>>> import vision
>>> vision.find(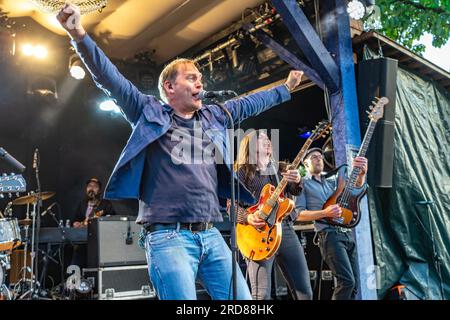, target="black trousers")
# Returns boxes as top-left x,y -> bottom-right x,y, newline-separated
318,230 -> 360,300
247,221 -> 313,300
